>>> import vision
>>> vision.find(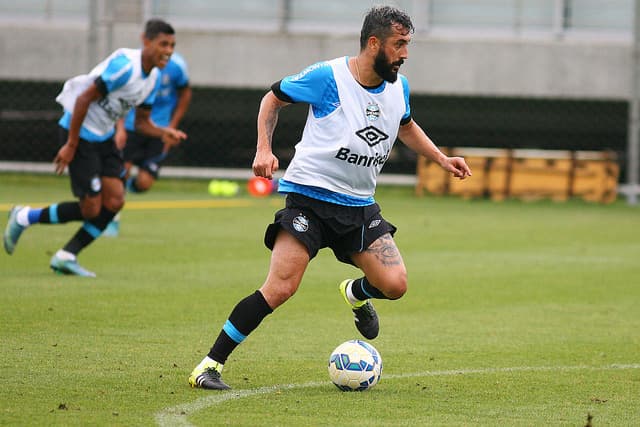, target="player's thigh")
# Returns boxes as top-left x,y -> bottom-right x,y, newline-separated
68,141 -> 101,198
260,230 -> 311,308
351,233 -> 407,298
